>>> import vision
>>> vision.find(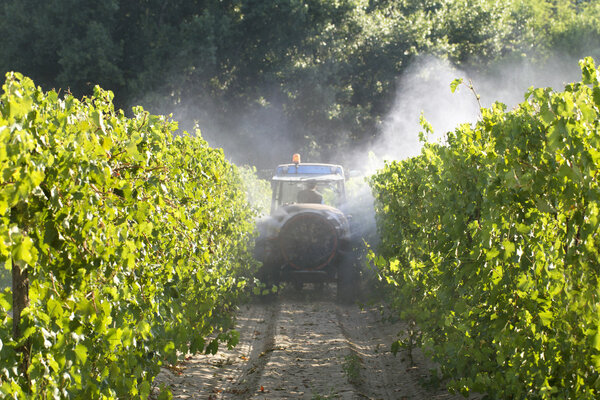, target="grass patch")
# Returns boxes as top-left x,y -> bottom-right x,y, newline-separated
342,353 -> 362,385
311,388 -> 339,399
